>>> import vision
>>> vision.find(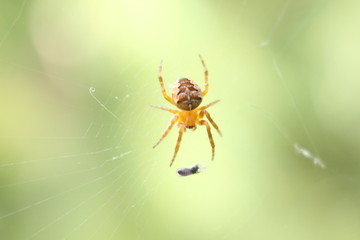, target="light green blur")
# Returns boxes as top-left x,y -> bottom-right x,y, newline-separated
1,0 -> 360,239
